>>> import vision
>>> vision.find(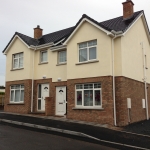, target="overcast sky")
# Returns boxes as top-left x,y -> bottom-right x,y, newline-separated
0,0 -> 150,86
